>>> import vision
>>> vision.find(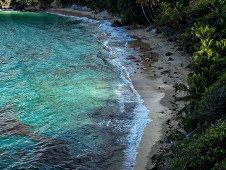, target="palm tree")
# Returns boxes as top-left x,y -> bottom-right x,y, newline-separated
136,0 -> 159,24
178,73 -> 207,99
